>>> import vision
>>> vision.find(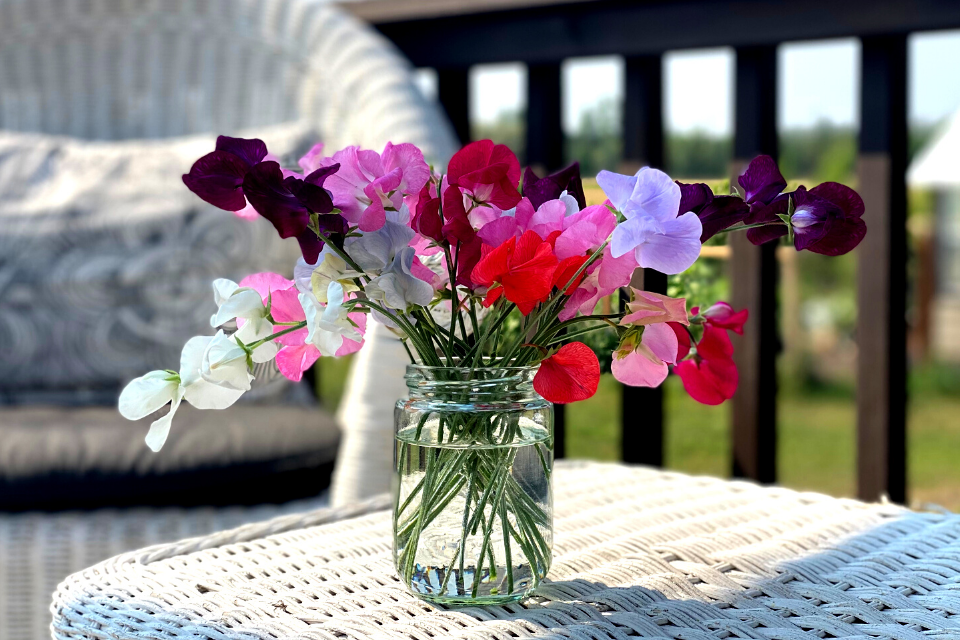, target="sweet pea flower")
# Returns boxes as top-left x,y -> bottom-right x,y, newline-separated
241,161 -> 344,263
182,136 -> 268,216
308,252 -> 363,302
201,330 -> 254,391
322,143 -> 431,232
297,142 -> 326,175
412,181 -> 443,242
597,167 -> 702,274
558,245 -> 637,321
533,342 -> 600,404
699,301 -> 748,334
522,163 -> 587,211
345,220 -> 416,274
471,230 -> 559,315
677,182 -> 749,242
364,247 -> 436,313
790,183 -> 866,256
621,290 -> 688,327
674,325 -> 738,405
611,322 -> 679,387
300,282 -> 364,357
246,271 -> 363,381
210,279 -> 269,332
447,140 -> 522,210
119,336 -> 247,451
738,154 -> 787,205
